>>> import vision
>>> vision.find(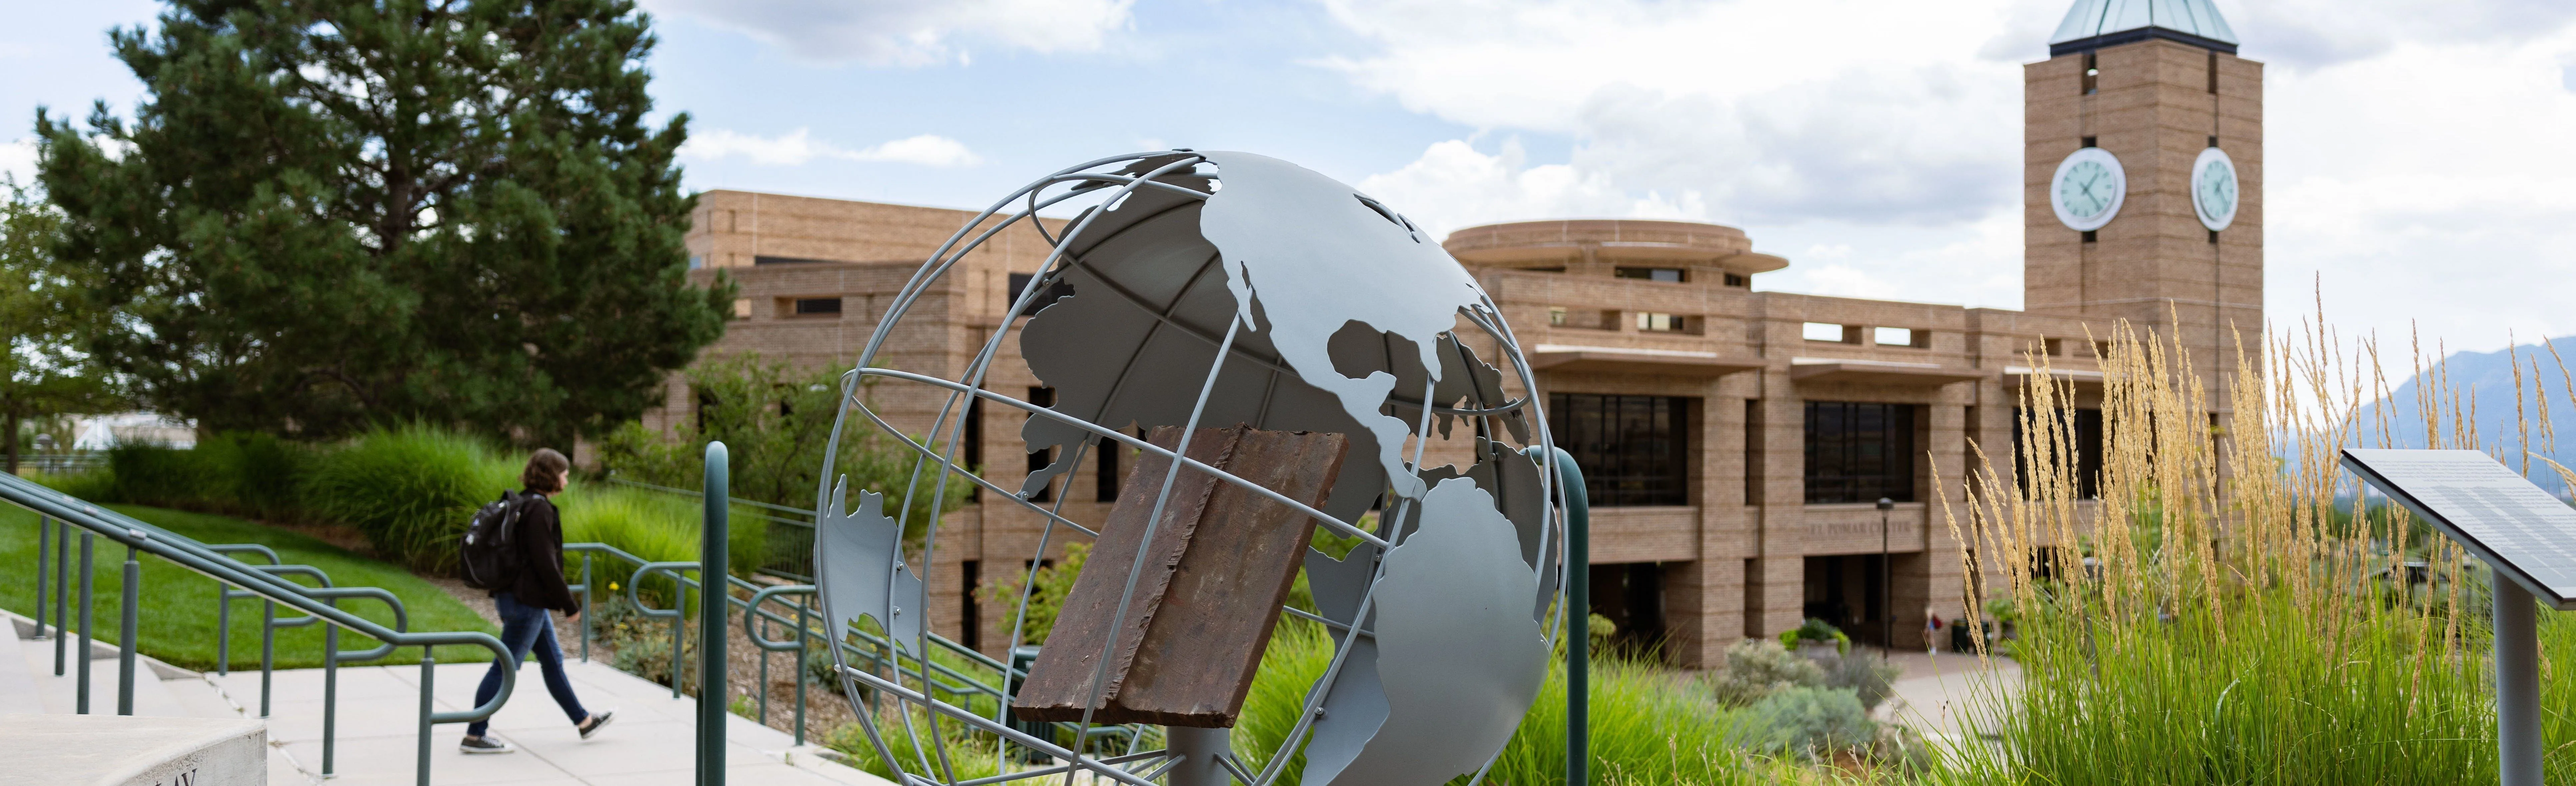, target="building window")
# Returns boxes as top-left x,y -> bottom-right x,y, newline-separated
688,255 -> 704,269
2082,53 -> 2098,95
1804,322 -> 1859,343
1744,400 -> 1764,505
1635,312 -> 1685,332
2081,135 -> 2097,149
1804,402 -> 1916,504
2014,408 -> 2104,500
960,560 -> 981,650
1095,432 -> 1124,503
2081,230 -> 2097,243
792,297 -> 843,316
1549,393 -> 1690,507
1723,273 -> 1749,288
1007,272 -> 1075,315
963,390 -> 983,501
1874,327 -> 1921,347
1025,387 -> 1056,502
1614,267 -> 1687,283
1549,307 -> 1567,326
